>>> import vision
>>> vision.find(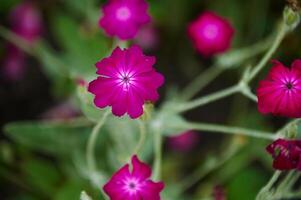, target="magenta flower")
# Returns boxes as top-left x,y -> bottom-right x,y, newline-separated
266,139 -> 301,170
103,155 -> 164,200
10,2 -> 42,42
188,11 -> 234,57
257,60 -> 301,118
99,0 -> 151,40
88,45 -> 164,119
168,130 -> 199,152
